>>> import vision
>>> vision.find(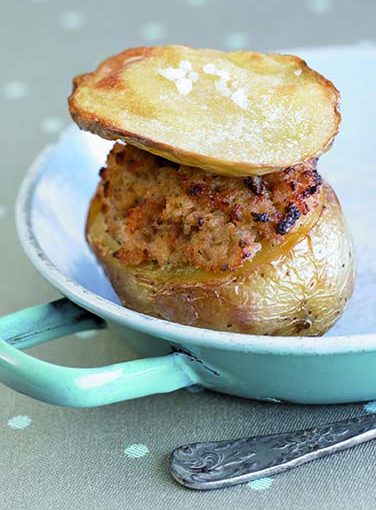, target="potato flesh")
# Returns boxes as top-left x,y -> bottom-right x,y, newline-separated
69,45 -> 340,176
87,183 -> 355,336
94,142 -> 323,274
